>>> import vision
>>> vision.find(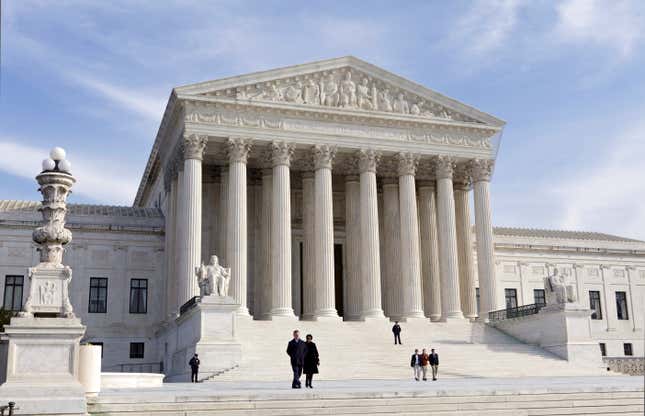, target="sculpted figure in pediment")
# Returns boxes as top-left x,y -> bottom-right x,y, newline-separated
263,84 -> 282,102
339,72 -> 357,108
393,93 -> 410,114
378,88 -> 393,112
357,78 -> 373,110
410,100 -> 423,115
321,74 -> 339,107
283,82 -> 303,103
303,79 -> 320,105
